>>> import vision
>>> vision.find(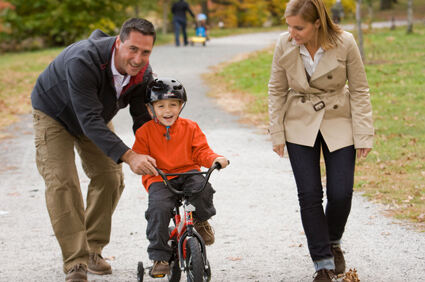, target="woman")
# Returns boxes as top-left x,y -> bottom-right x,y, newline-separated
268,0 -> 373,281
